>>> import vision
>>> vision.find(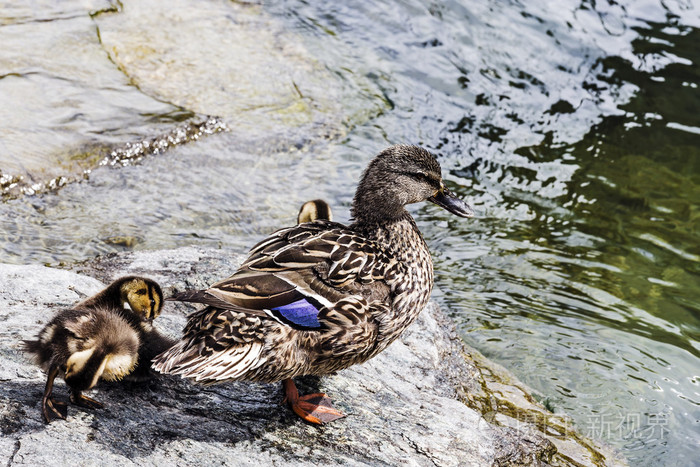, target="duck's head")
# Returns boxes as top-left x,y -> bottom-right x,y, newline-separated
297,199 -> 333,224
118,277 -> 164,321
351,145 -> 474,224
